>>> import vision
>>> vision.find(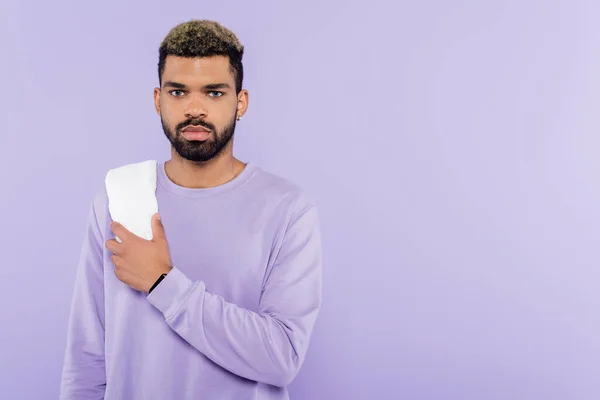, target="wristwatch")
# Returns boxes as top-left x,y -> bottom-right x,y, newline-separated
149,273 -> 168,293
